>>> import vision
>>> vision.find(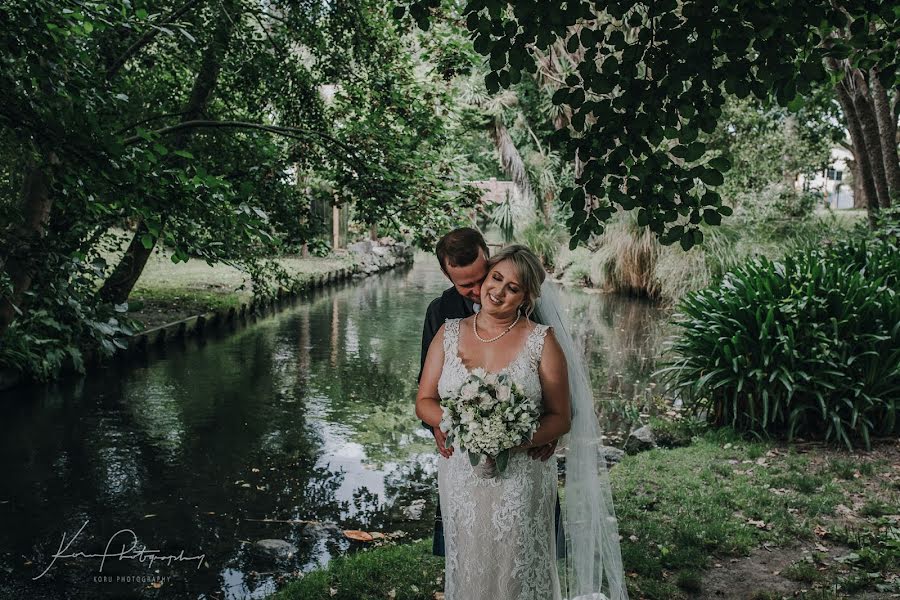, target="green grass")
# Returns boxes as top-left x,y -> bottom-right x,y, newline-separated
273,433 -> 898,600
132,248 -> 354,300
273,539 -> 443,600
119,245 -> 355,328
783,558 -> 824,583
